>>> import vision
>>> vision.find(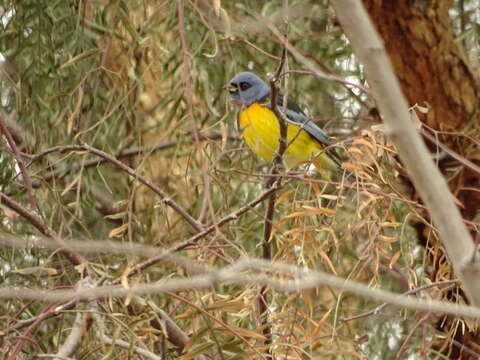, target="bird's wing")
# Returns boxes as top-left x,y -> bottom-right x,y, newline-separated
274,95 -> 342,166
279,97 -> 331,146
